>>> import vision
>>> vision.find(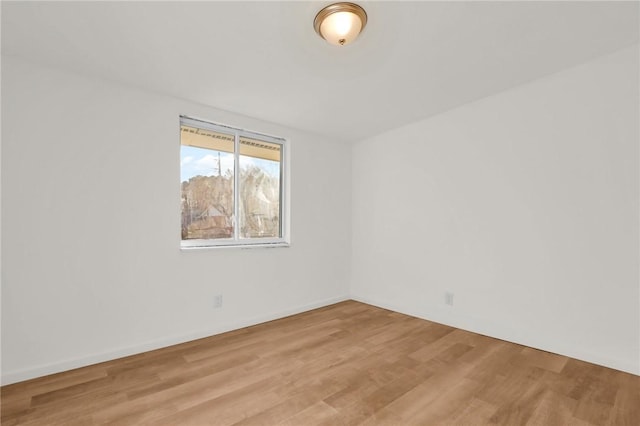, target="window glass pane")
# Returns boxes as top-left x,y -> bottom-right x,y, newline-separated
239,137 -> 282,239
181,125 -> 234,153
180,125 -> 235,240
